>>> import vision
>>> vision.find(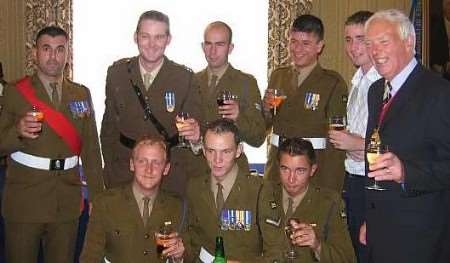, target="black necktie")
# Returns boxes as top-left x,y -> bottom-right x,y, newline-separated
216,183 -> 225,215
142,197 -> 150,226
